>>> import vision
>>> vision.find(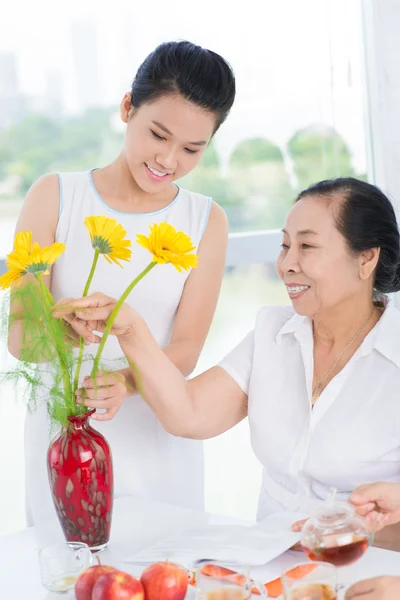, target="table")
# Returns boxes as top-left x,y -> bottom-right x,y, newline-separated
1,497 -> 399,598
